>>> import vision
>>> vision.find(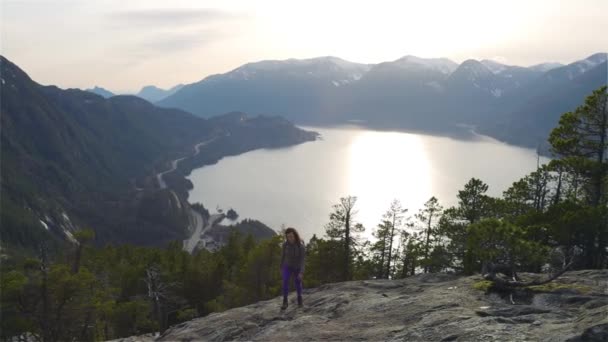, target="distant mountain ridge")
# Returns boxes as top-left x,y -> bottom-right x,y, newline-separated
528,62 -> 564,72
158,52 -> 607,148
135,84 -> 184,102
85,84 -> 185,102
85,86 -> 114,98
